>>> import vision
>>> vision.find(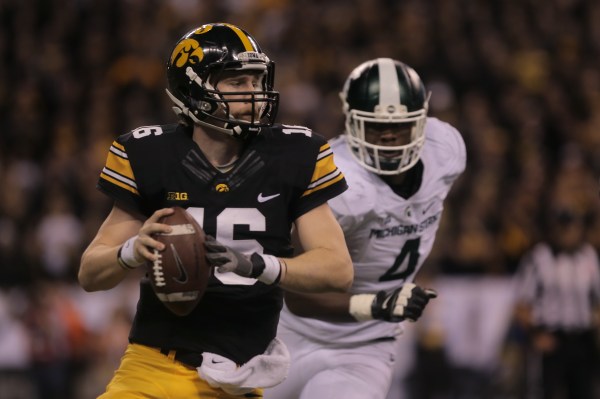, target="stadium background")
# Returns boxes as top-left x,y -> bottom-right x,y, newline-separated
0,0 -> 598,397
